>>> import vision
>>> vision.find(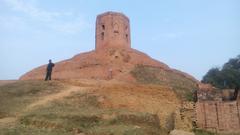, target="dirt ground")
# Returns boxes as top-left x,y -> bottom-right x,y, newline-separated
62,79 -> 181,128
